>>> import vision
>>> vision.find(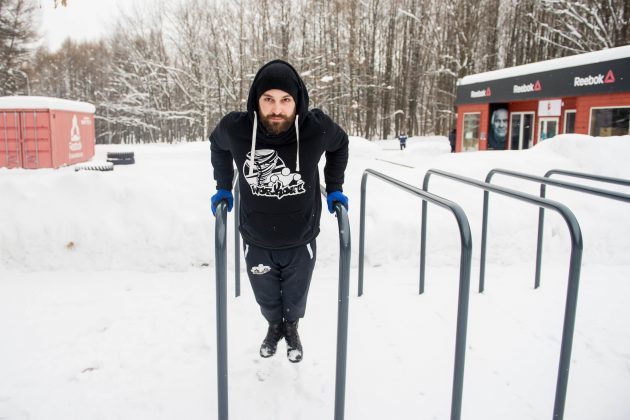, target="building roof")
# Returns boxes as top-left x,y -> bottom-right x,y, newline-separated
455,46 -> 630,105
458,45 -> 630,86
0,96 -> 96,113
